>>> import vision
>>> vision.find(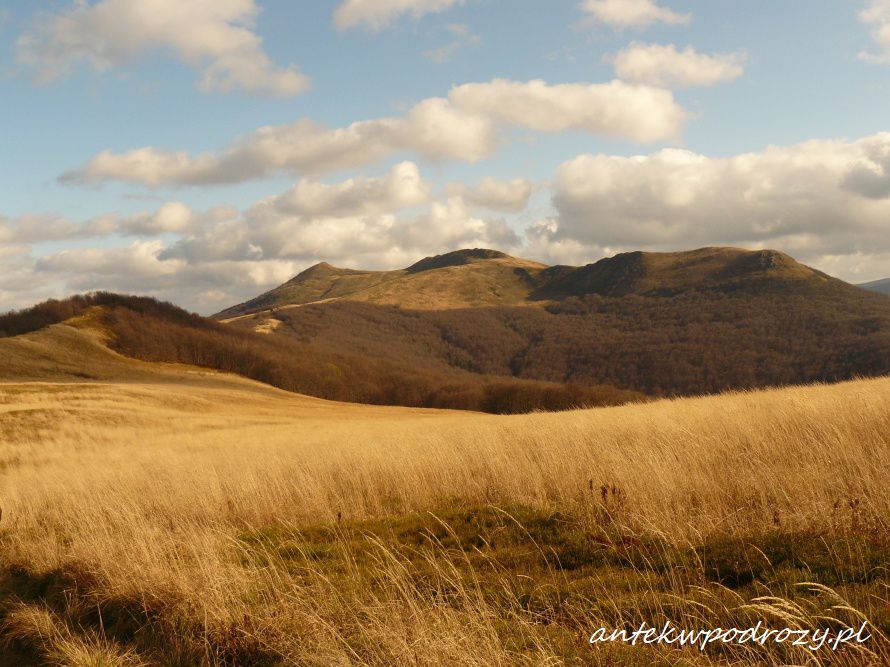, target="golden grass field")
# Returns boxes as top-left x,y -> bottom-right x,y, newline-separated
1,366 -> 889,665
